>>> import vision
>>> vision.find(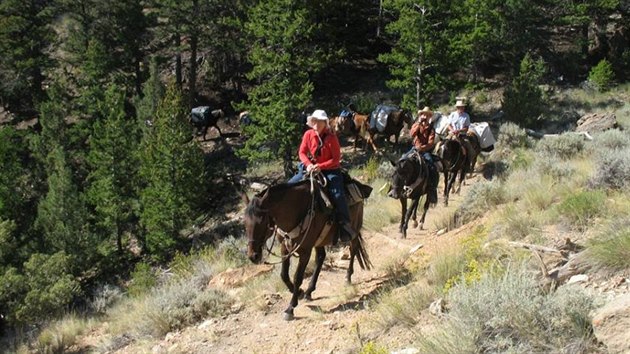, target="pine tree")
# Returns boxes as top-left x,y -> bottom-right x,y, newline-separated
379,0 -> 452,109
0,0 -> 54,114
87,85 -> 140,255
239,0 -> 326,176
502,53 -> 547,128
138,85 -> 206,260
